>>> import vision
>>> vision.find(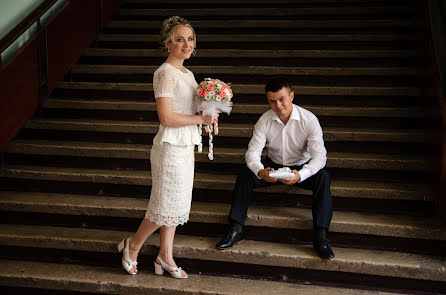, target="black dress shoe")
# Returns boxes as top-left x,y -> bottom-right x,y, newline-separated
313,239 -> 334,259
216,224 -> 244,250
